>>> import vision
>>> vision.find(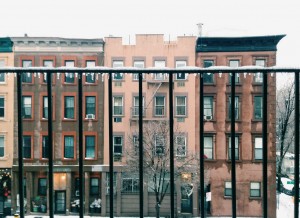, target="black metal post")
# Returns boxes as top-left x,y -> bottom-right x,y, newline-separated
138,72 -> 144,218
262,72 -> 268,218
46,72 -> 54,218
199,73 -> 205,218
230,72 -> 237,218
294,72 -> 299,218
108,73 -> 114,218
169,73 -> 175,218
78,73 -> 84,218
17,72 -> 24,218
